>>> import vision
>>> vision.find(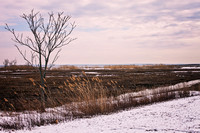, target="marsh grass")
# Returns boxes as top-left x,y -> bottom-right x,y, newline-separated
52,65 -> 79,70
49,64 -> 177,70
0,65 -> 36,71
57,71 -> 123,115
0,72 -> 200,131
103,64 -> 177,70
